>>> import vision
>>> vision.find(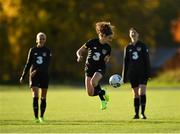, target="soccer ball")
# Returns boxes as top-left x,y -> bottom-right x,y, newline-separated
109,74 -> 122,88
